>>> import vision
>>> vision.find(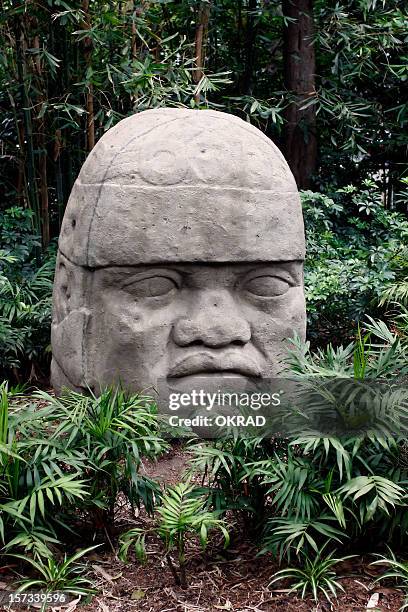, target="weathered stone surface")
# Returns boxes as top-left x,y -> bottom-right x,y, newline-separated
52,108 -> 306,395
